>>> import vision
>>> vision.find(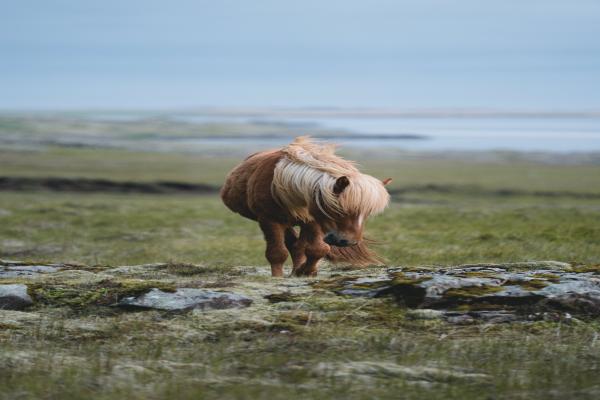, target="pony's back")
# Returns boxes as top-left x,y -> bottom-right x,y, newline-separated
220,149 -> 283,221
